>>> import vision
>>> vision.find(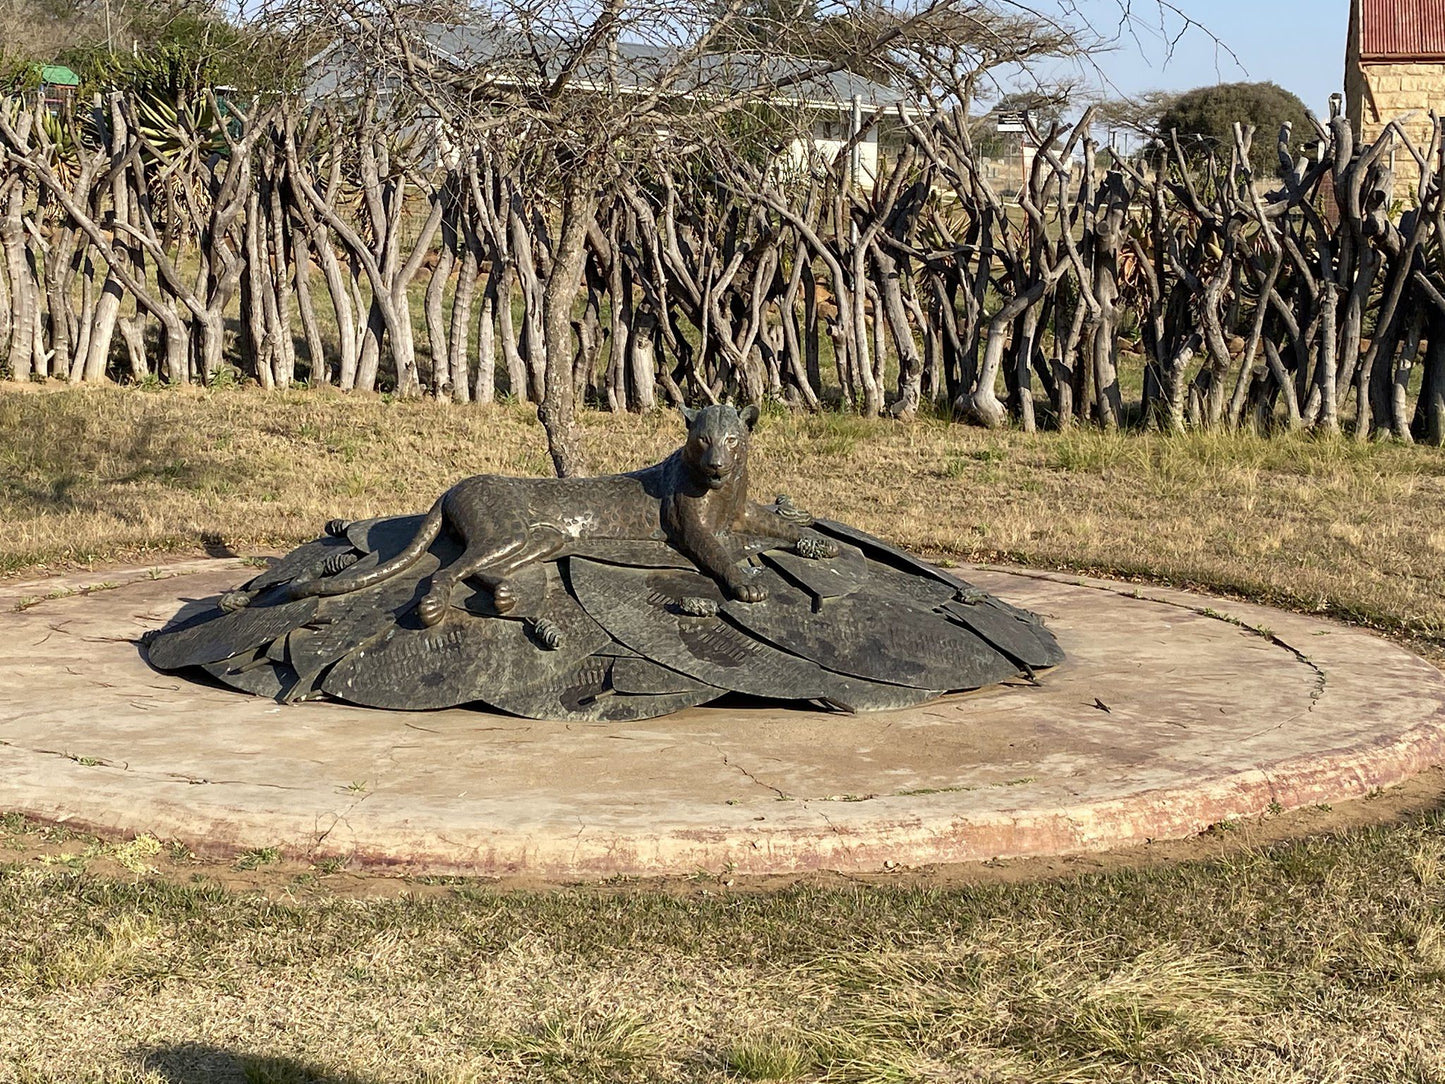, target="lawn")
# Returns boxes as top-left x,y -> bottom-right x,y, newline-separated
2,384 -> 1445,1082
